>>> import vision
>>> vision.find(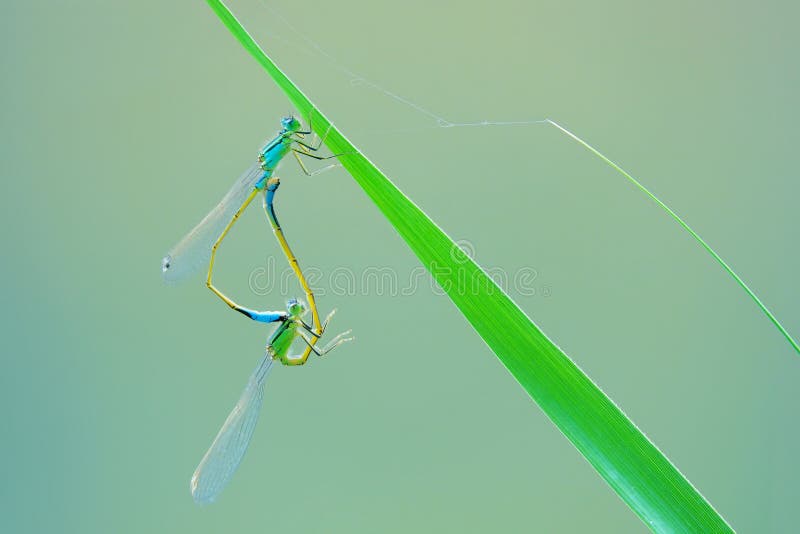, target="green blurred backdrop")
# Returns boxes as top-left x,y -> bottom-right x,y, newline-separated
2,1 -> 798,532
